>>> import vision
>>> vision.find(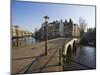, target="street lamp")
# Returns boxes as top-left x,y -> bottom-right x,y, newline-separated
44,16 -> 49,55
